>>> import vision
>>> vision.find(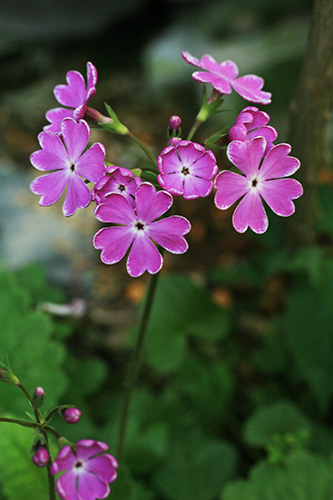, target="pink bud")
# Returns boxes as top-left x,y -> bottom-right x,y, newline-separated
169,137 -> 182,146
63,407 -> 82,424
169,115 -> 182,132
32,447 -> 49,468
33,386 -> 45,408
